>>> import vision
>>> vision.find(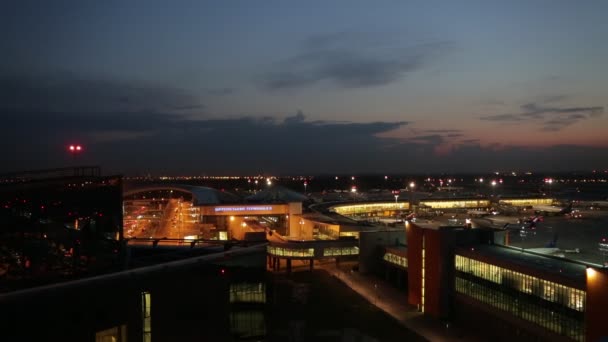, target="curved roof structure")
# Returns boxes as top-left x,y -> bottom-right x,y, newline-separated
246,185 -> 308,203
123,184 -> 240,205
